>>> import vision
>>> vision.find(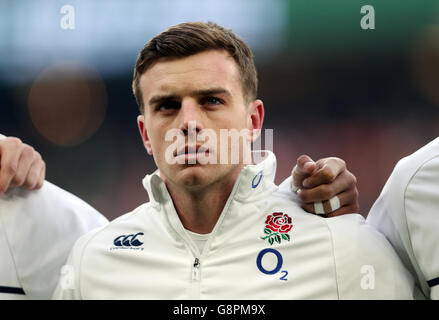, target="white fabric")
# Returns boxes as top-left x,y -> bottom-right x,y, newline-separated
54,151 -> 416,299
186,230 -> 210,254
0,181 -> 108,299
367,137 -> 439,299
